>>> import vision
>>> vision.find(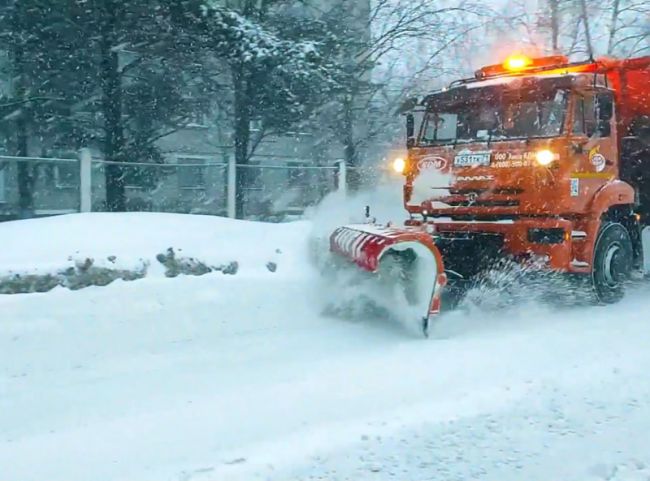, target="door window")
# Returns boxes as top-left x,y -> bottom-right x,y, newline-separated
573,95 -> 597,136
